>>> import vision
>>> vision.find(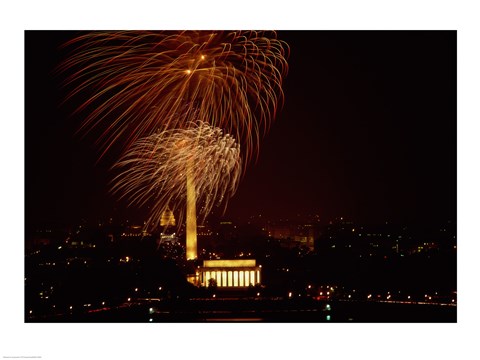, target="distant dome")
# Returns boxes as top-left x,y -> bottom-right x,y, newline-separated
160,208 -> 176,227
